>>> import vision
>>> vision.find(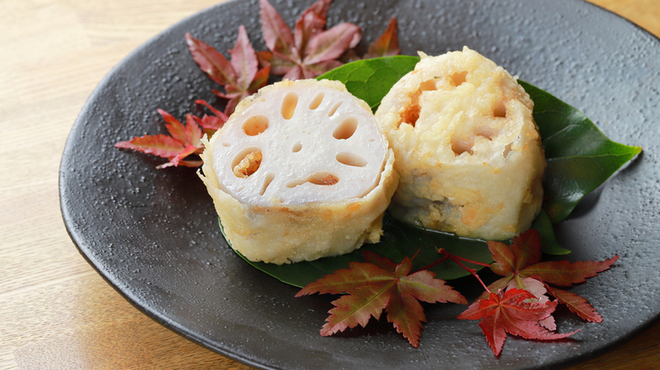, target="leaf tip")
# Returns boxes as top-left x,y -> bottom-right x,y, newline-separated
114,140 -> 130,149
294,288 -> 312,298
319,323 -> 339,337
